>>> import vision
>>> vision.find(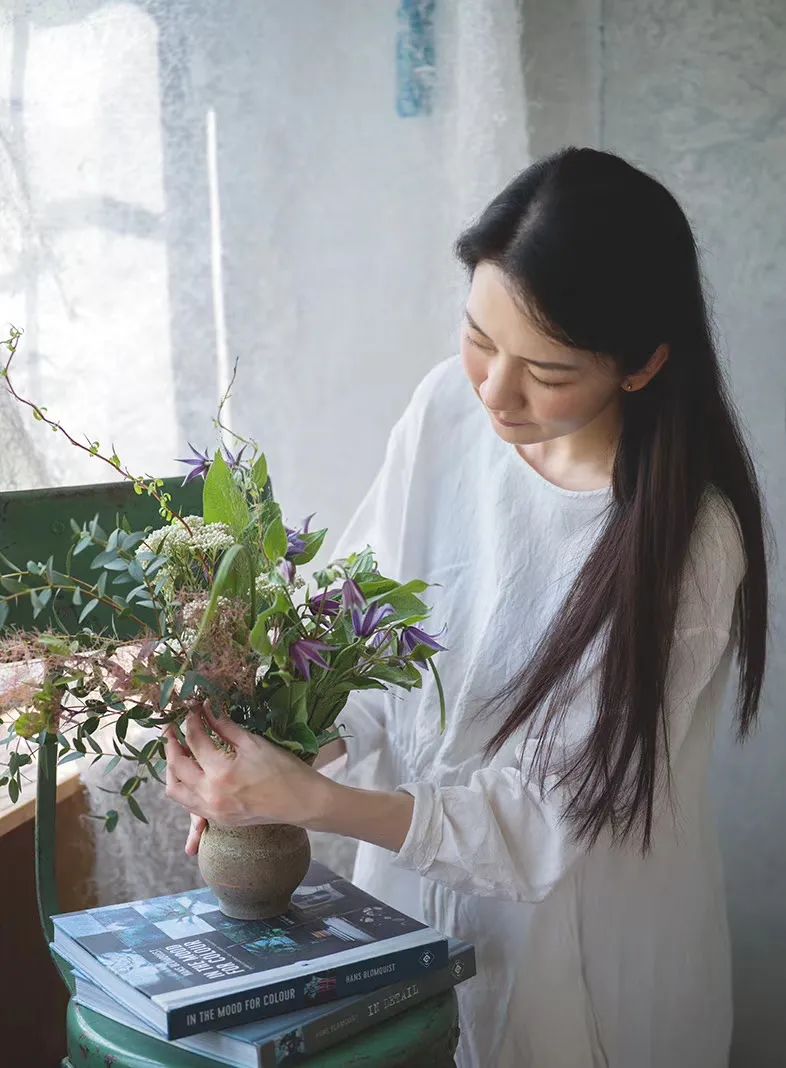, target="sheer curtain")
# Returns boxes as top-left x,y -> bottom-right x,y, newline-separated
0,0 -> 530,901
